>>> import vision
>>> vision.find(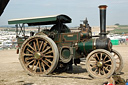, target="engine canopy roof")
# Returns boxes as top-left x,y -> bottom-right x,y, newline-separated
8,14 -> 72,26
